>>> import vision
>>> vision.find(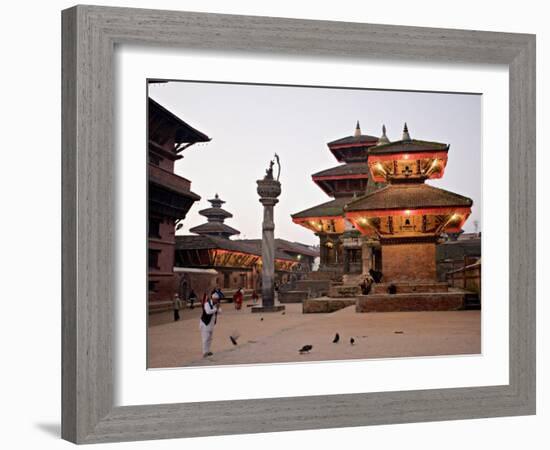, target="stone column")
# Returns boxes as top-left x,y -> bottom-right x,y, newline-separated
252,176 -> 285,313
362,239 -> 373,275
